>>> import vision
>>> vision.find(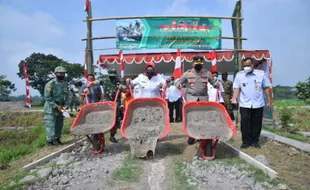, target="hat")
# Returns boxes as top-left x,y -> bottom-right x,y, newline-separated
193,56 -> 204,64
145,61 -> 155,70
108,68 -> 117,76
54,66 -> 67,73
